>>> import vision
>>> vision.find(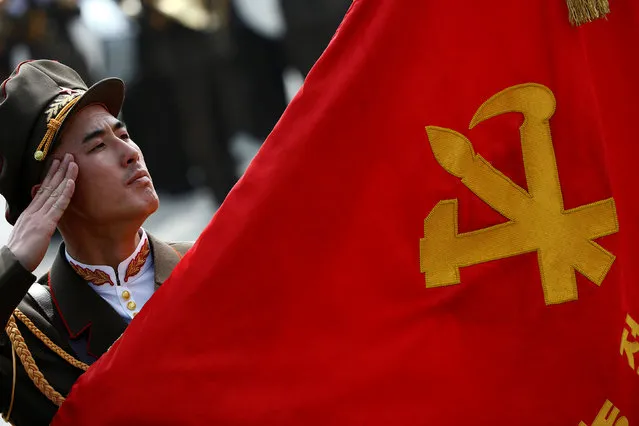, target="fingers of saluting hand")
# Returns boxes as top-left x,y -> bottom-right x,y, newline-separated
41,160 -> 78,220
29,154 -> 77,214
